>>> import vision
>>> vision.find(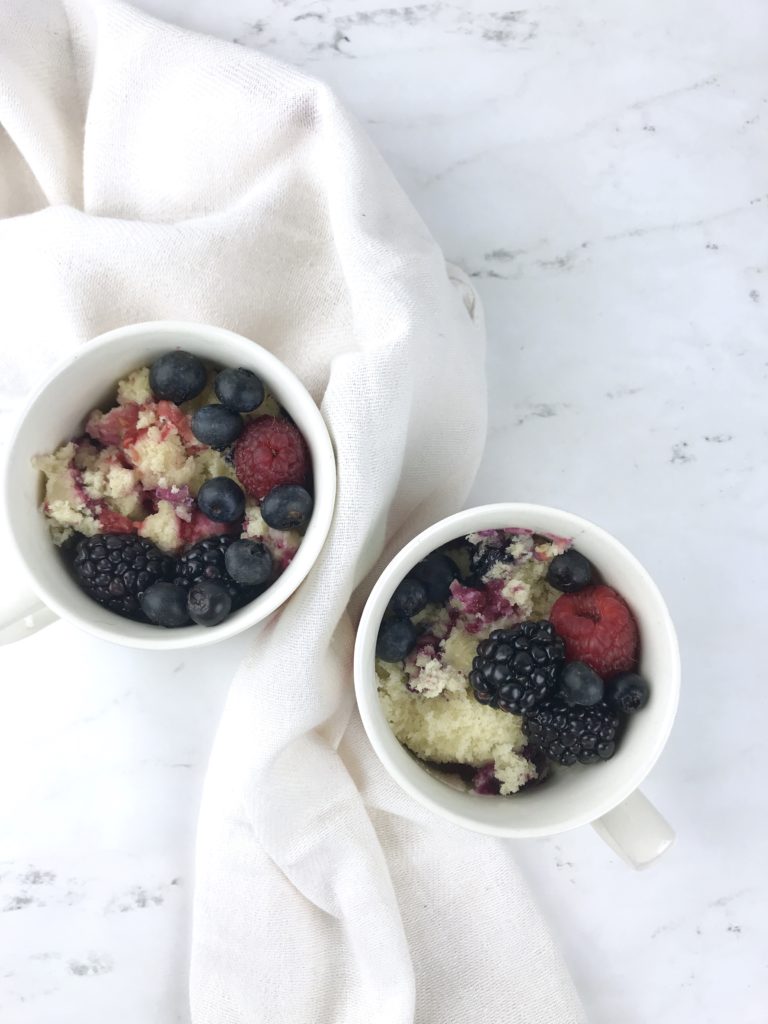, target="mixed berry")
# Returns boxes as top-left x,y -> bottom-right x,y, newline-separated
35,350 -> 314,628
375,529 -> 650,795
